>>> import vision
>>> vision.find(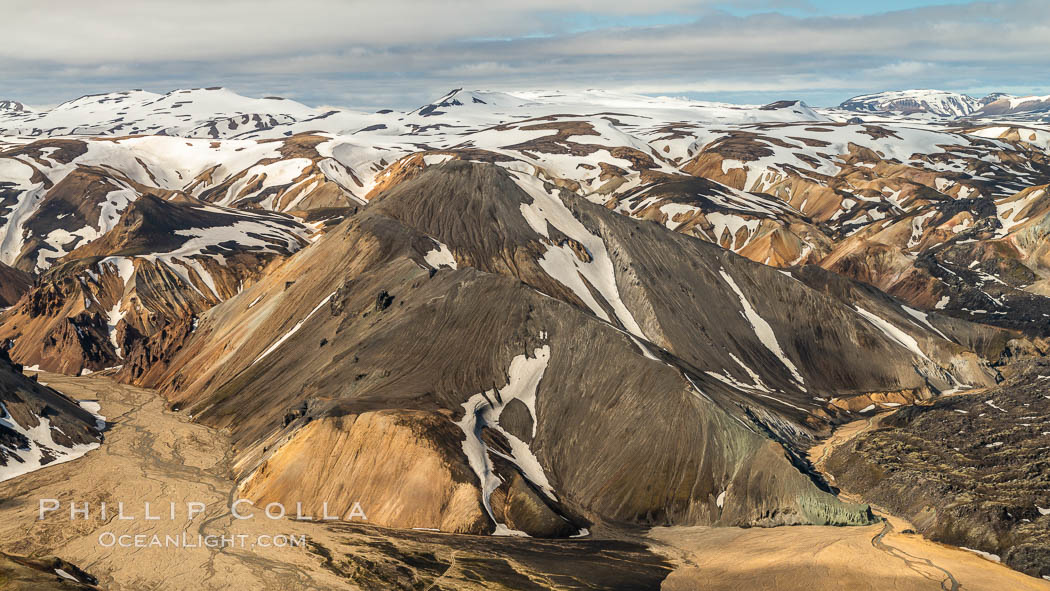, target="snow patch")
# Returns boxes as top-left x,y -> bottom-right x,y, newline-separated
454,345 -> 581,537
719,269 -> 805,386
960,547 -> 1001,563
423,240 -> 457,270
